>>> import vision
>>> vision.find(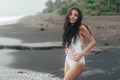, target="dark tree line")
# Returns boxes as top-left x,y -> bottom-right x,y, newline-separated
43,0 -> 120,15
